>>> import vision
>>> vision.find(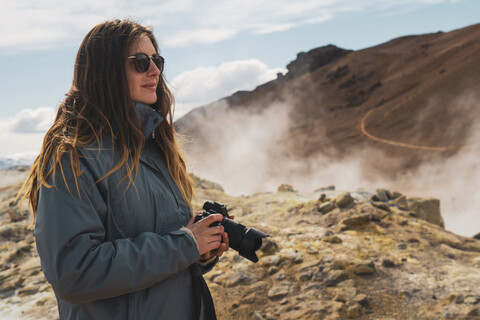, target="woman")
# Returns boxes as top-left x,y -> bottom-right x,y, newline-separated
18,19 -> 227,319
